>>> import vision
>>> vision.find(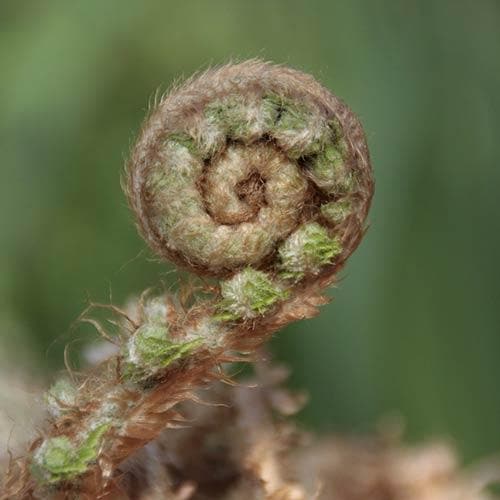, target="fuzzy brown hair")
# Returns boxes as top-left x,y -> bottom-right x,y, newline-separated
1,60 -> 373,499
